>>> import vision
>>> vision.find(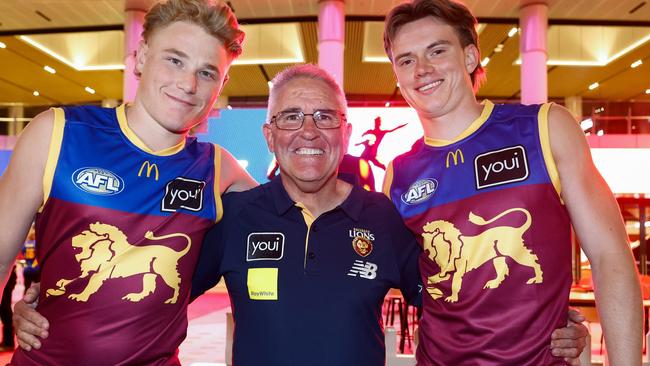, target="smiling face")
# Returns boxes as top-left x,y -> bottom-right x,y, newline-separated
390,16 -> 478,121
263,77 -> 351,194
135,21 -> 231,135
